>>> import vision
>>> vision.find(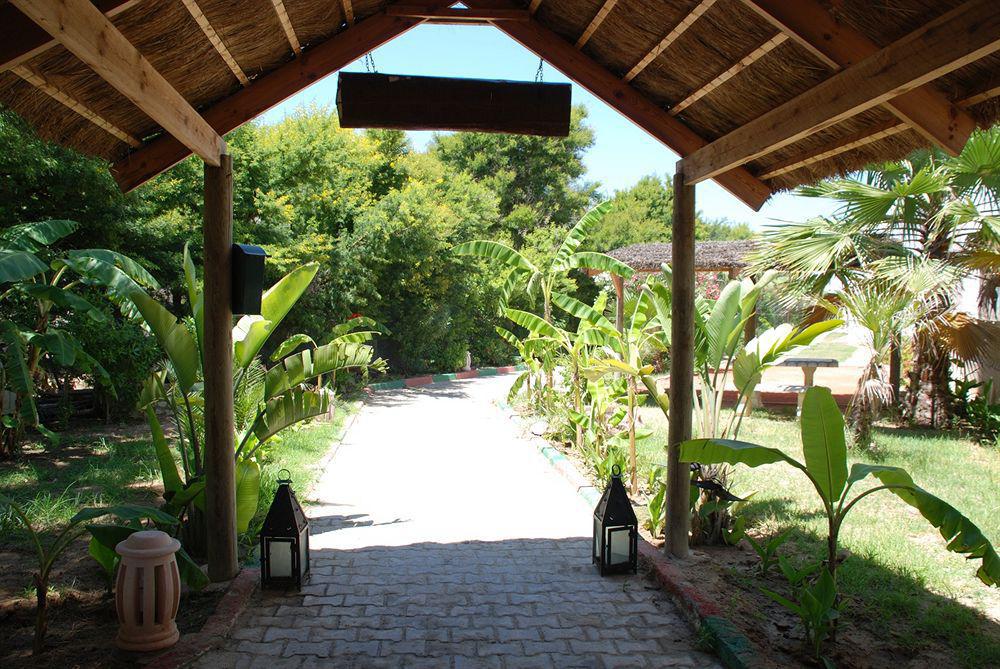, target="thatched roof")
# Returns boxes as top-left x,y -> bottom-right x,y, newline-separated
608,240 -> 757,274
1,0 -> 998,202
